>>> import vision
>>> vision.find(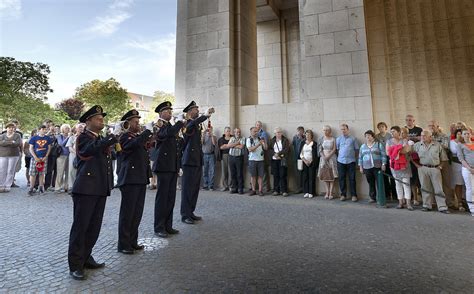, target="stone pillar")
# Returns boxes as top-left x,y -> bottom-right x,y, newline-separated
298,0 -> 373,132
365,0 -> 474,129
174,0 -> 257,128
